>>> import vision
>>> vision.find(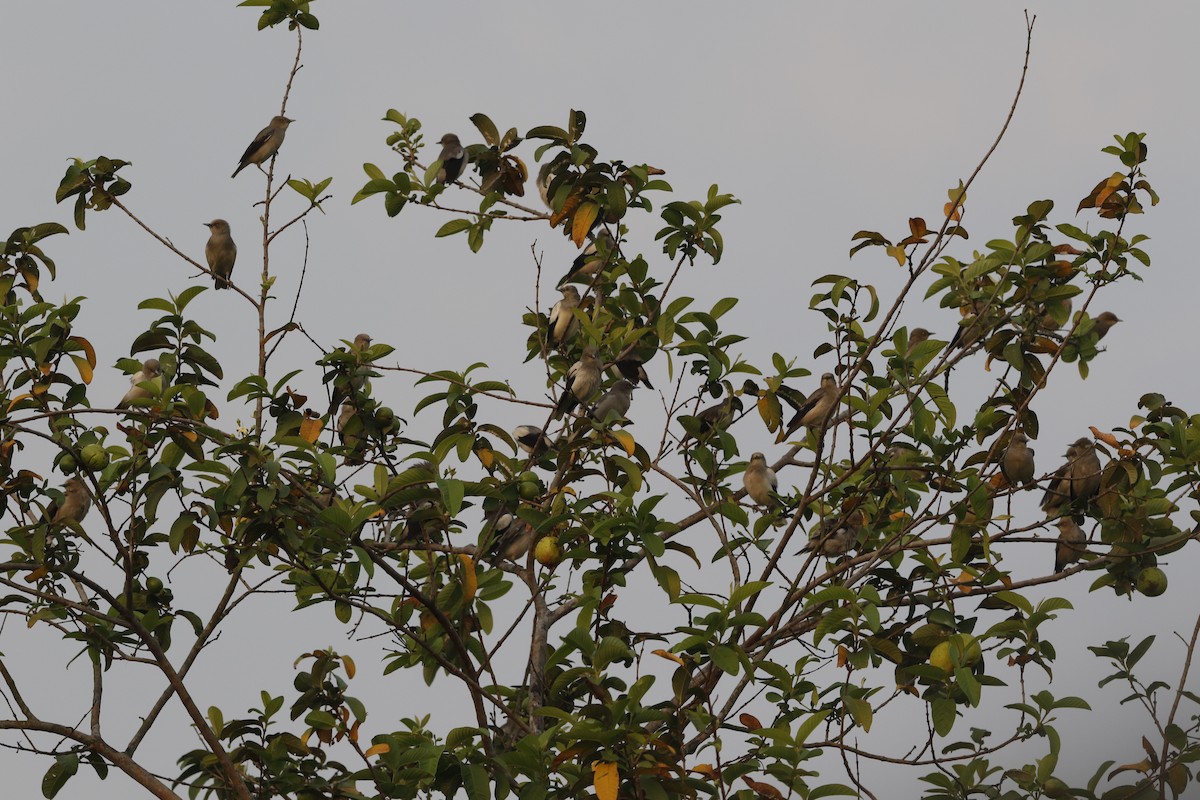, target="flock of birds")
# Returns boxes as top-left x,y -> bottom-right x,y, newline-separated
37,119 -> 1121,581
